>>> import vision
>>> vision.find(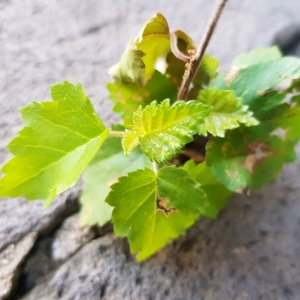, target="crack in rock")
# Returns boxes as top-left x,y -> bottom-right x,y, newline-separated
0,232 -> 37,300
51,213 -> 95,262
